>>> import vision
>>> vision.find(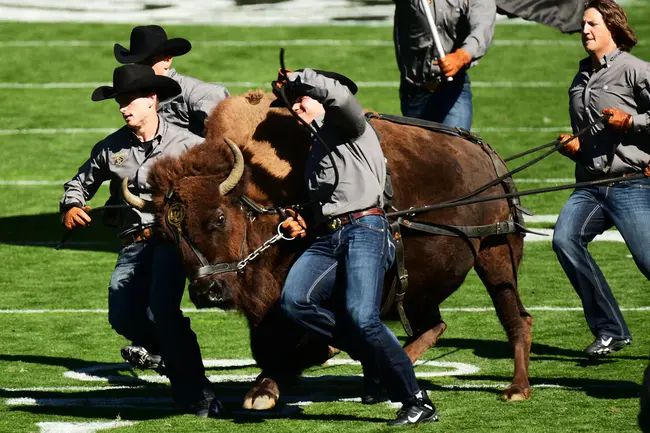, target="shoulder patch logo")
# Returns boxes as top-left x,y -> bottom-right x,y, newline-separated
111,151 -> 128,166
